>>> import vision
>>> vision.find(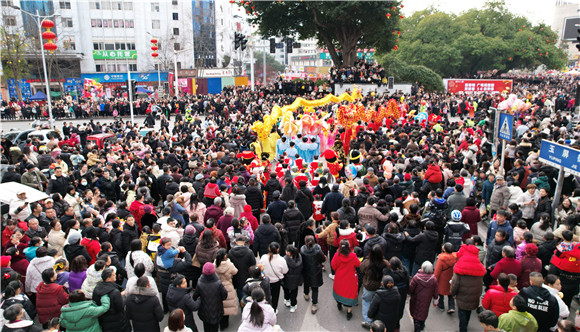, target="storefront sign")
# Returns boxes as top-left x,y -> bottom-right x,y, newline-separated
81,72 -> 169,83
445,79 -> 513,94
199,69 -> 234,78
93,50 -> 137,60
